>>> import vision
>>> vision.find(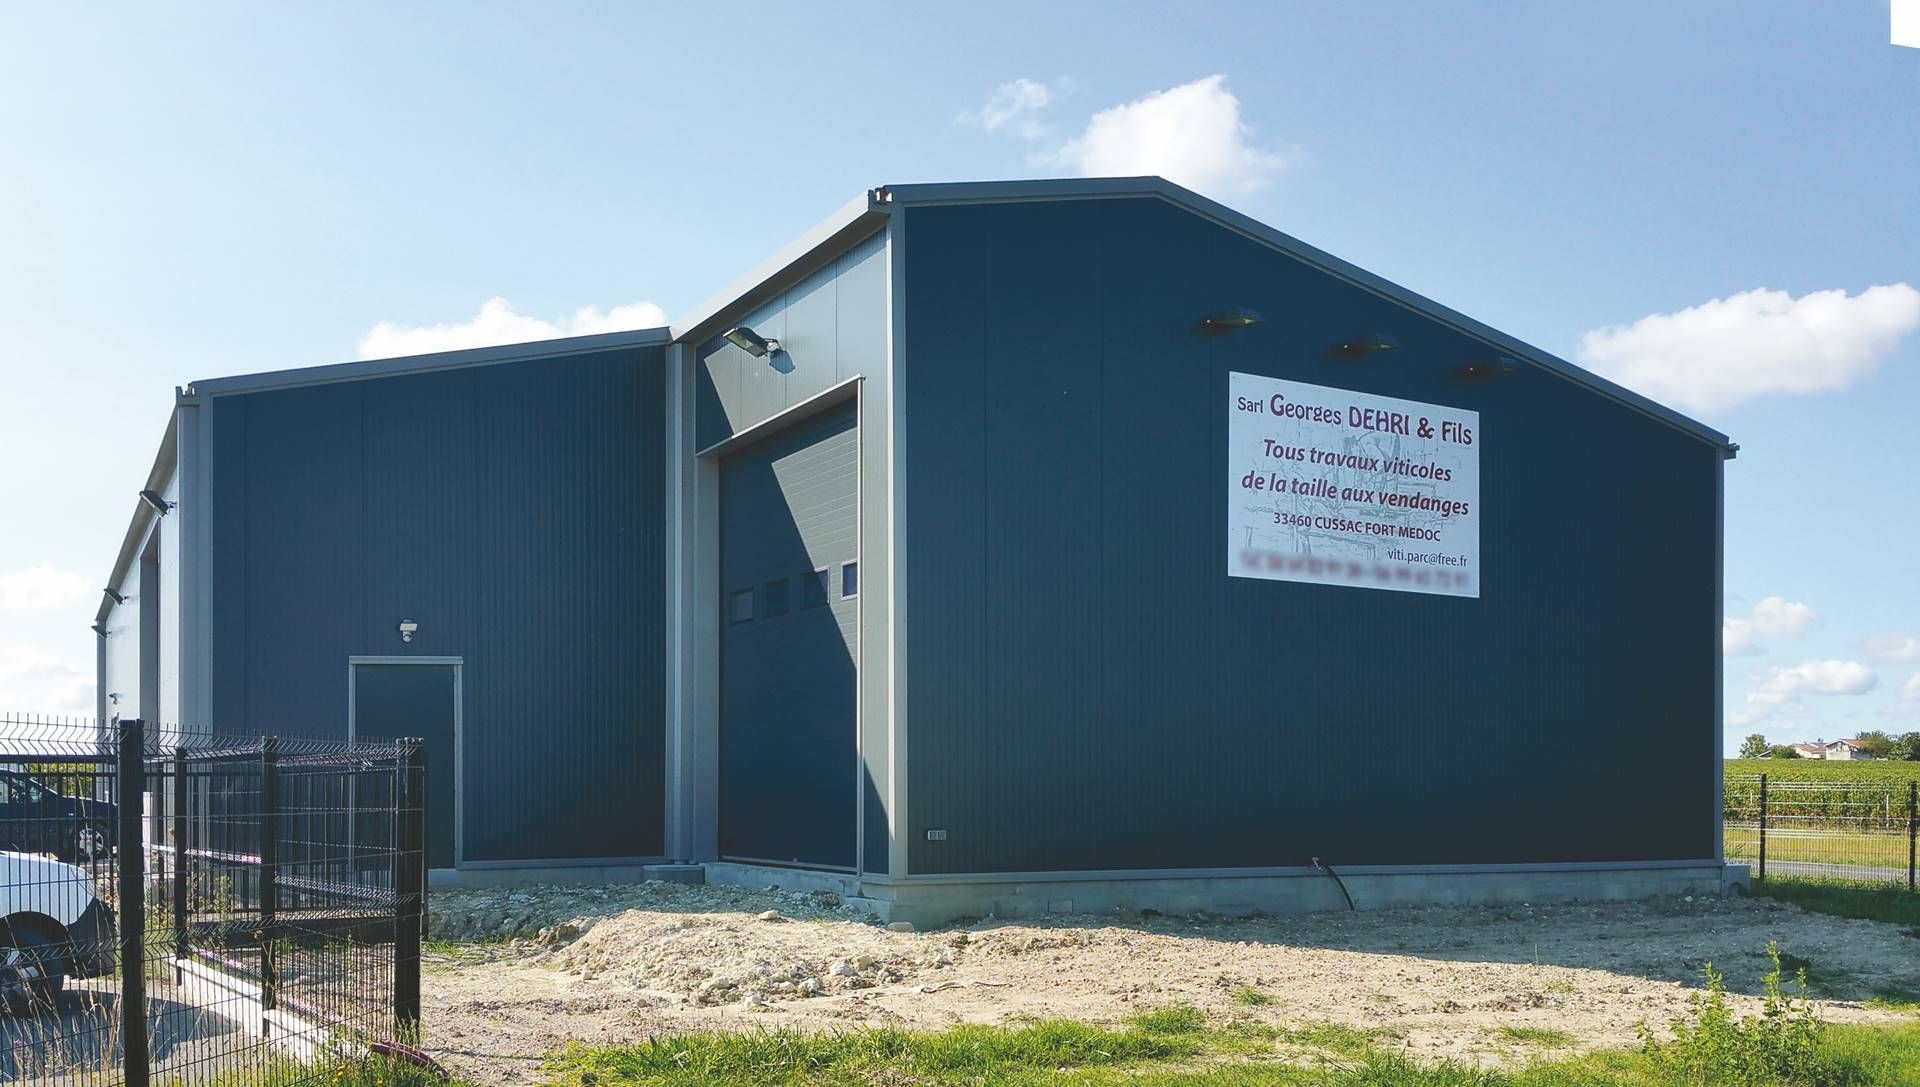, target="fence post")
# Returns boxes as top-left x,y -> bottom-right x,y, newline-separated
117,719 -> 150,1087
172,746 -> 188,968
1758,773 -> 1768,884
393,738 -> 425,1039
1907,780 -> 1916,894
259,736 -> 278,1022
